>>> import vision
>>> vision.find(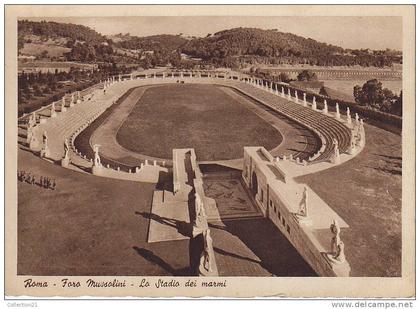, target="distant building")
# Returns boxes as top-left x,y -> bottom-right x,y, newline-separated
18,61 -> 98,75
